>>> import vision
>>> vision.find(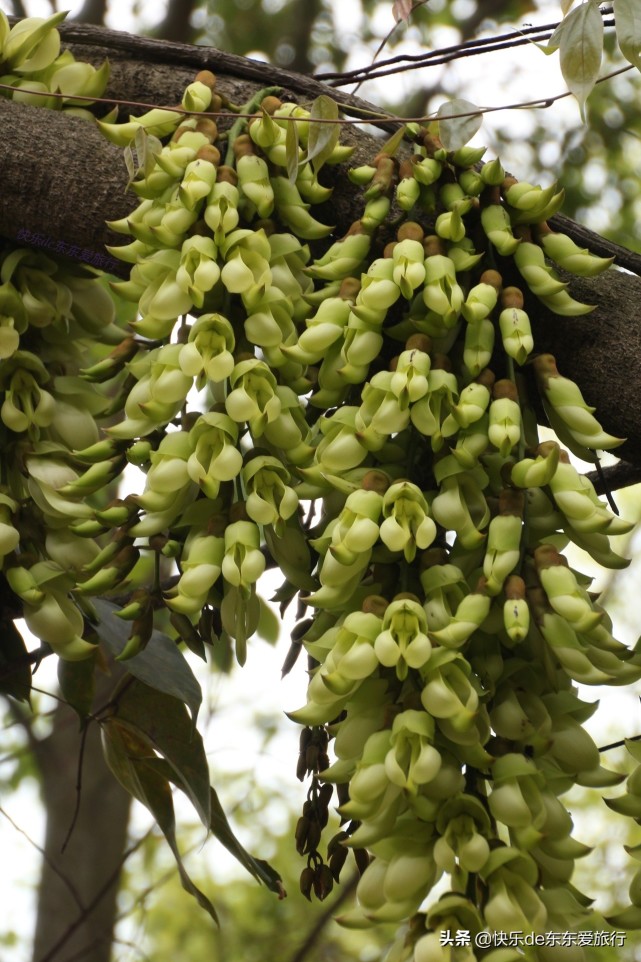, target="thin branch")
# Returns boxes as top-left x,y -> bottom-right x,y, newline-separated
351,0 -> 431,95
585,461 -> 641,496
61,721 -> 91,855
36,834 -> 147,962
0,805 -> 85,912
288,871 -> 359,962
318,14 -> 615,86
599,732 -> 641,754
